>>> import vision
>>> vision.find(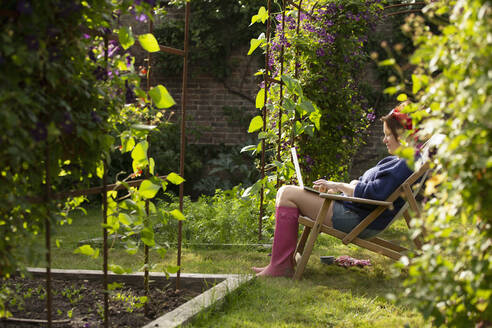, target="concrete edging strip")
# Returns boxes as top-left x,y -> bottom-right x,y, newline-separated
142,274 -> 254,328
